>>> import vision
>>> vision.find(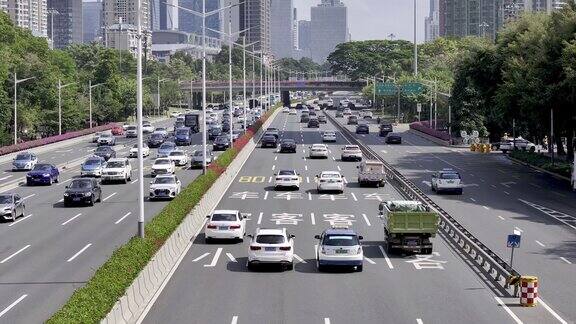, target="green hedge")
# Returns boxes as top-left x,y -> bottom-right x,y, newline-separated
509,150 -> 571,178
48,104 -> 280,323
